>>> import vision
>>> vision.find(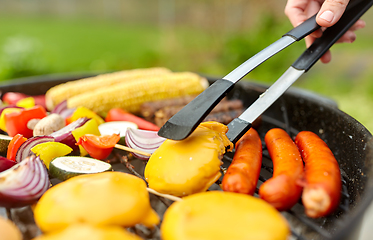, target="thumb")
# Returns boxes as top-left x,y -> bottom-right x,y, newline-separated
316,0 -> 350,27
